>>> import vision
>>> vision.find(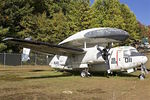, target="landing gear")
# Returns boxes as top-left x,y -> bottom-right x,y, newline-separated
139,74 -> 145,80
81,70 -> 87,77
139,63 -> 149,80
105,70 -> 113,78
81,69 -> 91,78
